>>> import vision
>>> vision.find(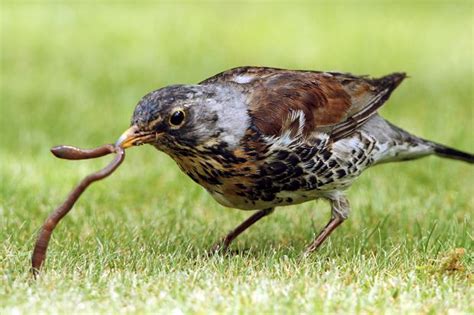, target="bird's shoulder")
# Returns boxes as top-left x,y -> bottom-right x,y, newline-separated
201,66 -> 406,141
